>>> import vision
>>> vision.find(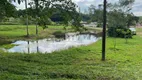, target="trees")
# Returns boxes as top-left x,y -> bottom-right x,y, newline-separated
87,0 -> 137,30
0,0 -> 16,22
88,5 -> 103,27
28,0 -> 82,33
107,0 -> 137,38
25,0 -> 29,37
101,0 -> 136,61
126,13 -> 139,28
7,0 -> 82,36
11,0 -> 29,37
